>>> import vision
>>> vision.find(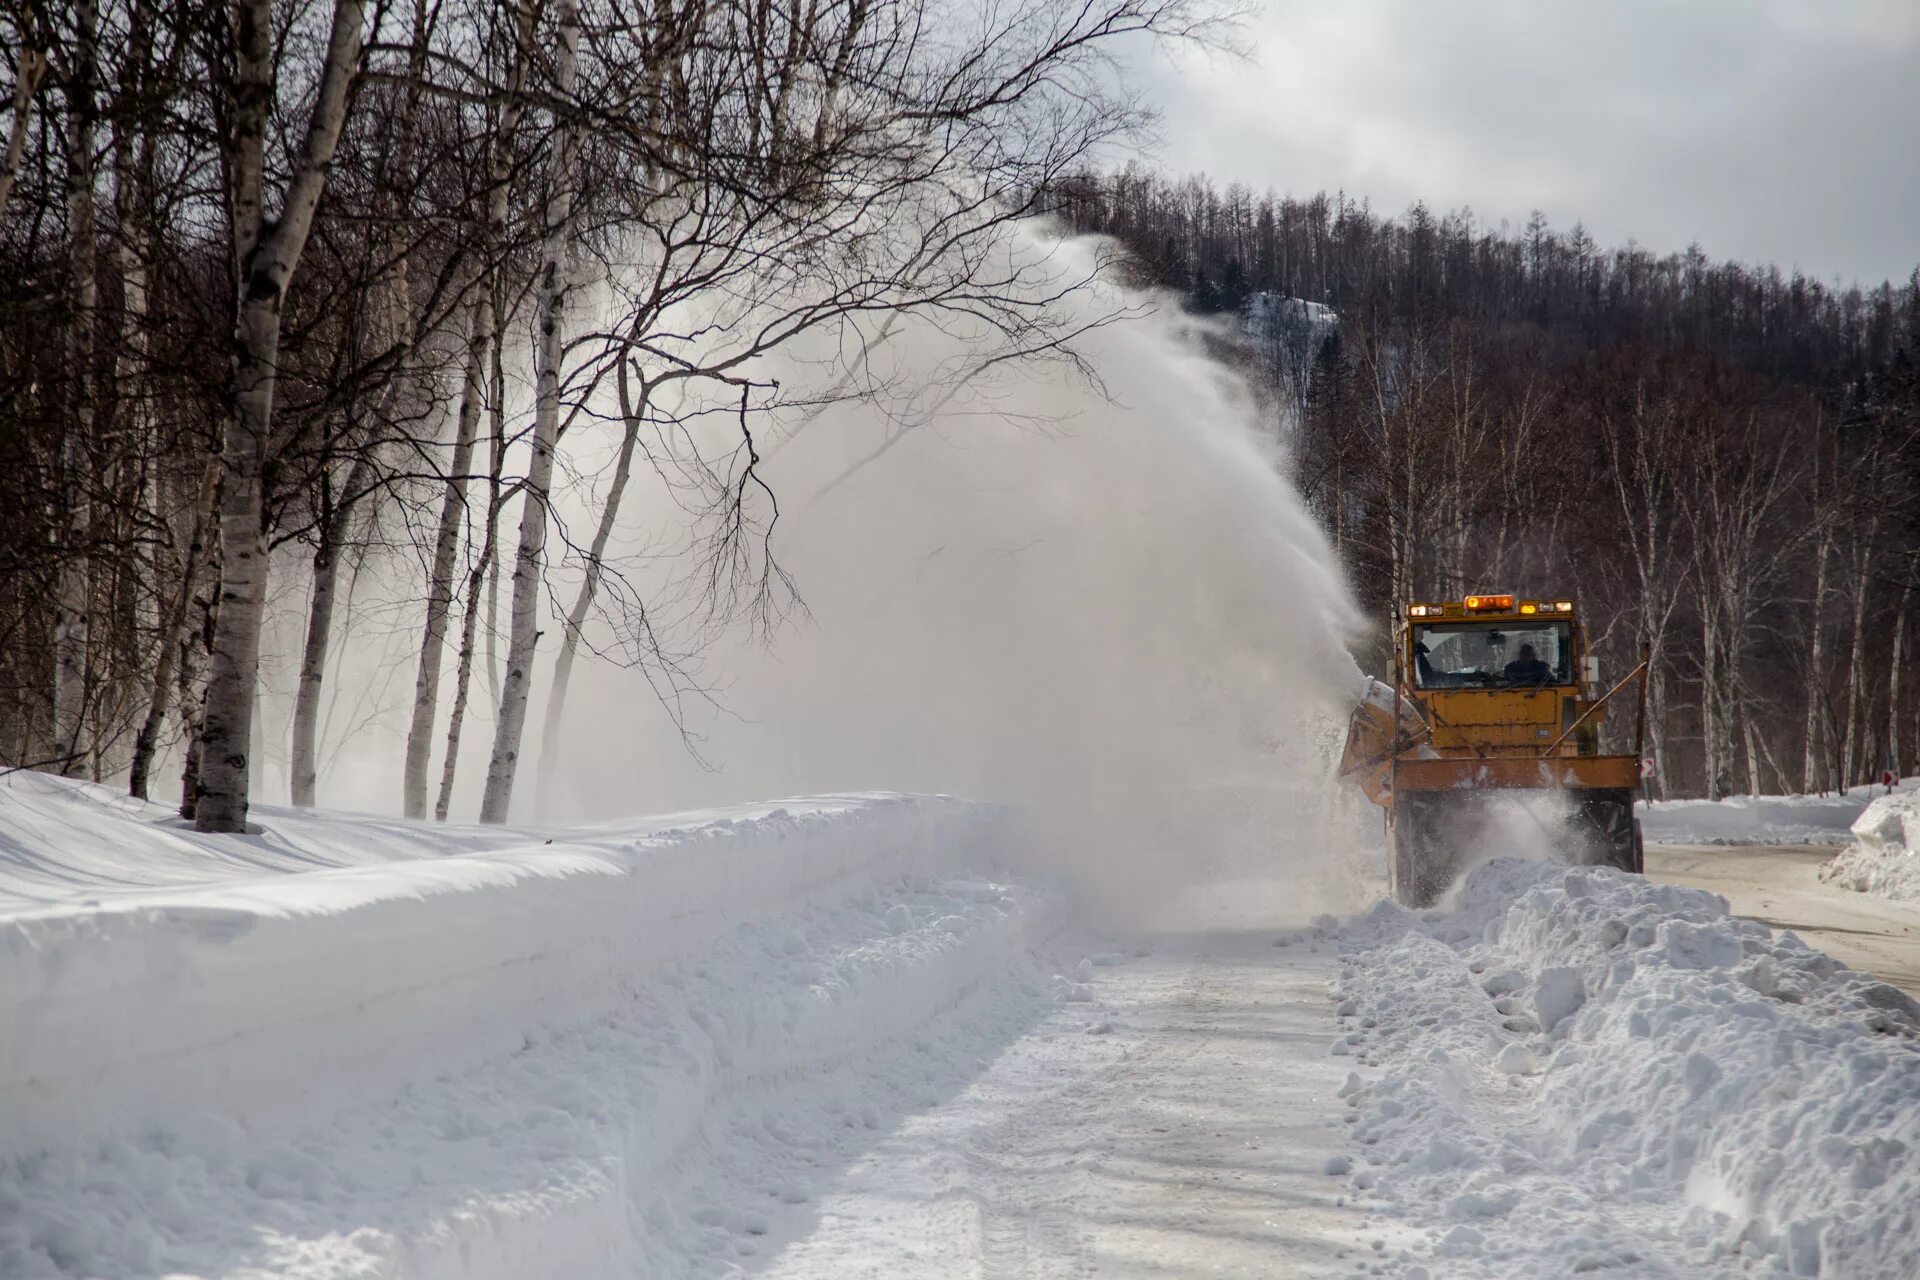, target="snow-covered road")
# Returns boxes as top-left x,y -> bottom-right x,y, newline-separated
9,775 -> 1920,1279
746,930 -> 1387,1280
1649,843 -> 1920,997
